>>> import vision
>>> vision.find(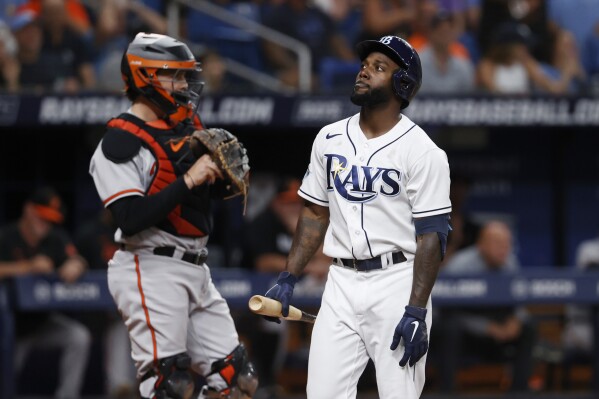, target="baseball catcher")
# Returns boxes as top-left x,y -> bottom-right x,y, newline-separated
189,128 -> 250,209
89,32 -> 258,399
